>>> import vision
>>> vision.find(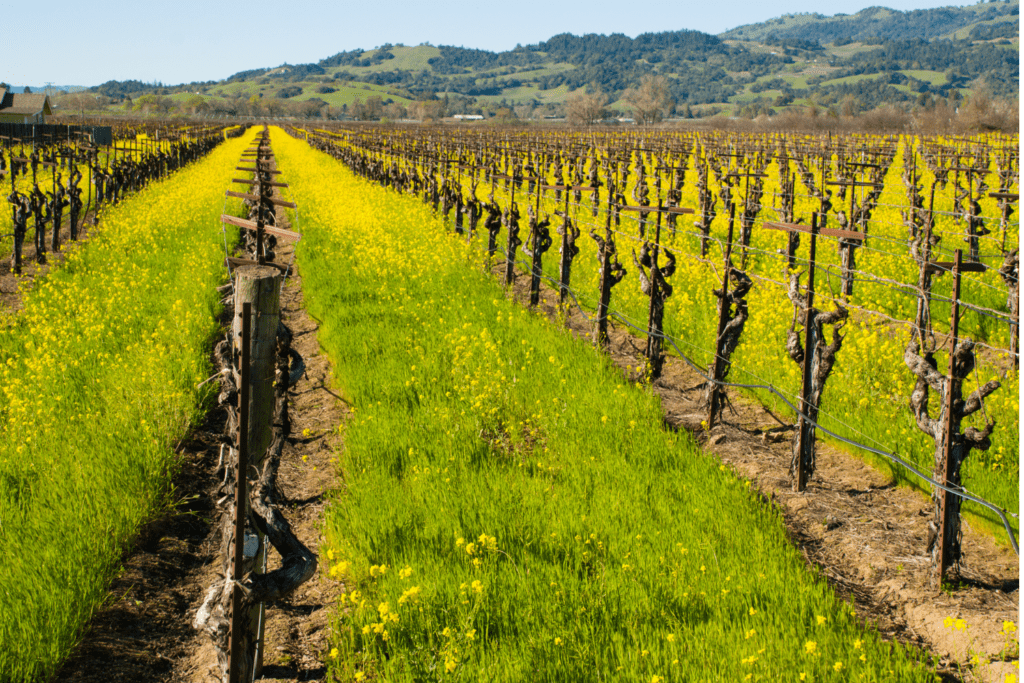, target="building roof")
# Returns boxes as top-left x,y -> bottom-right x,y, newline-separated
0,93 -> 52,116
